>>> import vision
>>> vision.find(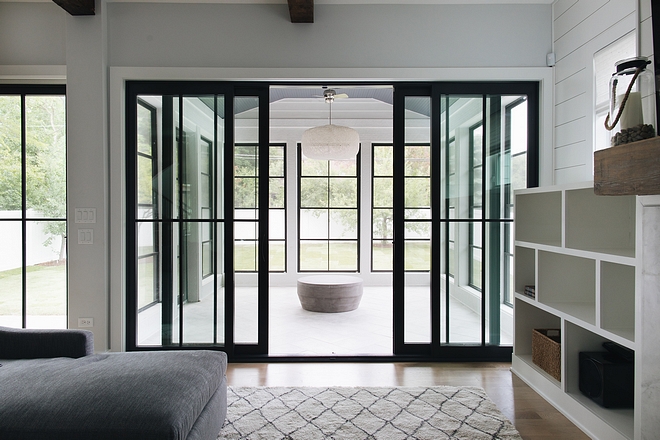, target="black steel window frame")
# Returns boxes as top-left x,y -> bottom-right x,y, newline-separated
0,85 -> 67,329
297,145 -> 361,273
